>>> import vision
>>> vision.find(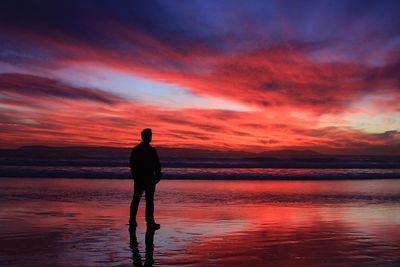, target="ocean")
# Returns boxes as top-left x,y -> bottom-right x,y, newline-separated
1,155 -> 400,179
